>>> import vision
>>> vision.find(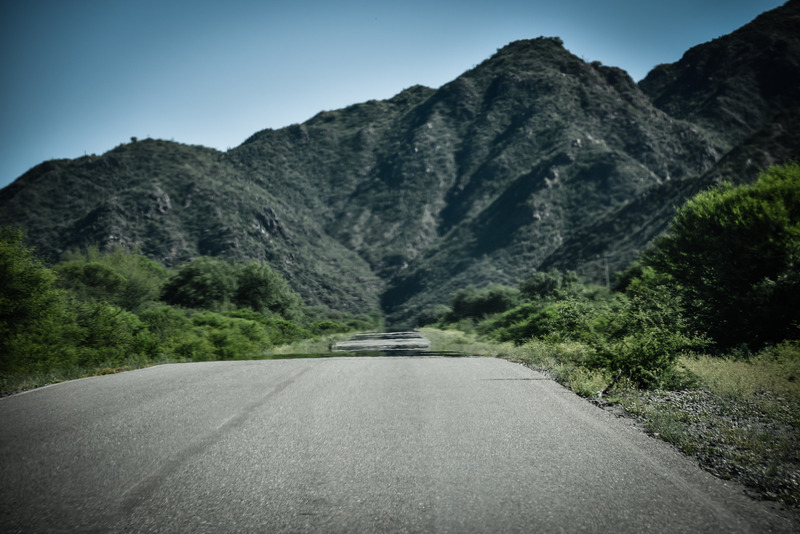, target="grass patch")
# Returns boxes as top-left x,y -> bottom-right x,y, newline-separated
420,327 -> 515,357
0,355 -> 171,397
259,333 -> 353,357
614,344 -> 800,508
681,342 -> 800,402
